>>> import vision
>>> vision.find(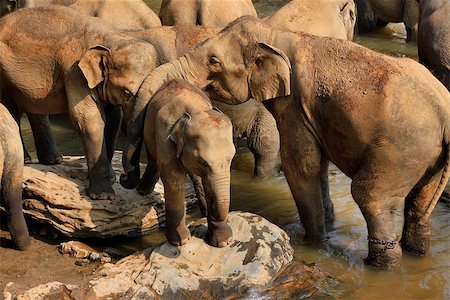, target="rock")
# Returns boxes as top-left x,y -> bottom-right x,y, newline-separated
59,241 -> 98,259
8,212 -> 343,299
20,151 -> 198,238
82,212 -> 294,299
12,282 -> 76,300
